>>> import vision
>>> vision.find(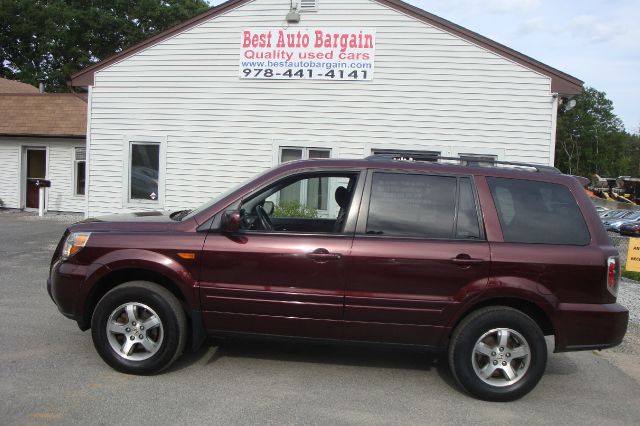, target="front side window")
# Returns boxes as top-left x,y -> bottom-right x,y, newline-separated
74,147 -> 86,196
239,172 -> 357,234
130,143 -> 160,201
487,177 -> 590,245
